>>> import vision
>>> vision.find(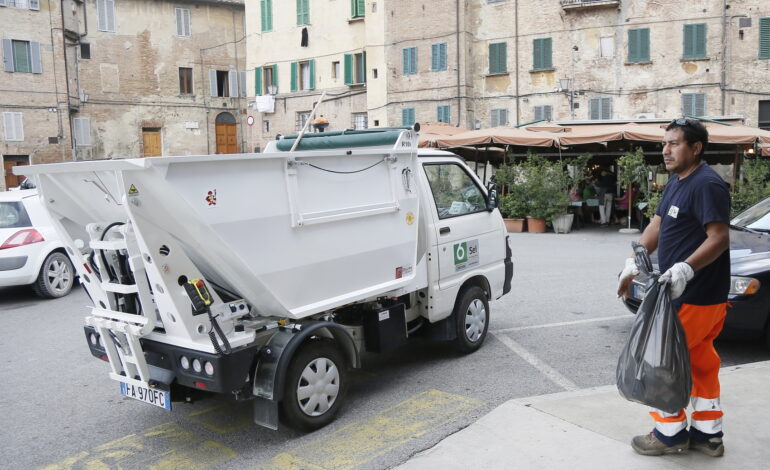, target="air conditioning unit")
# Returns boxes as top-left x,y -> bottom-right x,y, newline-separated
635,113 -> 656,119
